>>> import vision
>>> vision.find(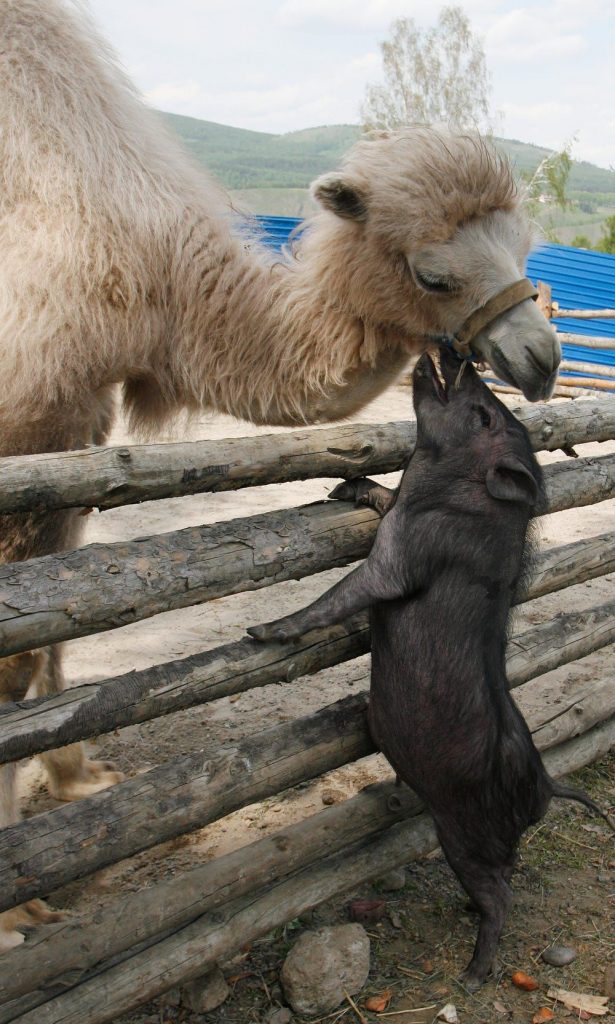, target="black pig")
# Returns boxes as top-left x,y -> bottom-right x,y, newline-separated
248,346 -> 613,989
